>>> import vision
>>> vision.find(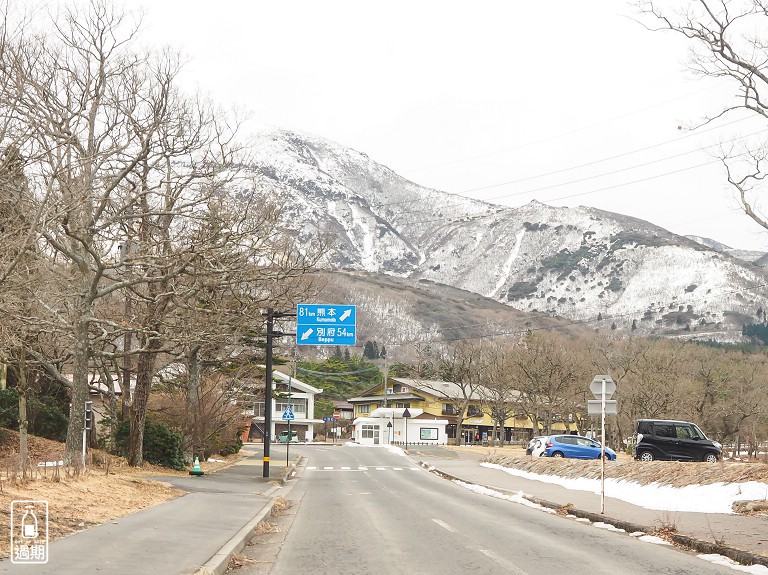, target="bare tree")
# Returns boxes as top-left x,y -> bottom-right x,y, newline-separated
0,1 -> 248,464
506,333 -> 584,436
427,340 -> 485,444
479,340 -> 520,445
638,1 -> 768,230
